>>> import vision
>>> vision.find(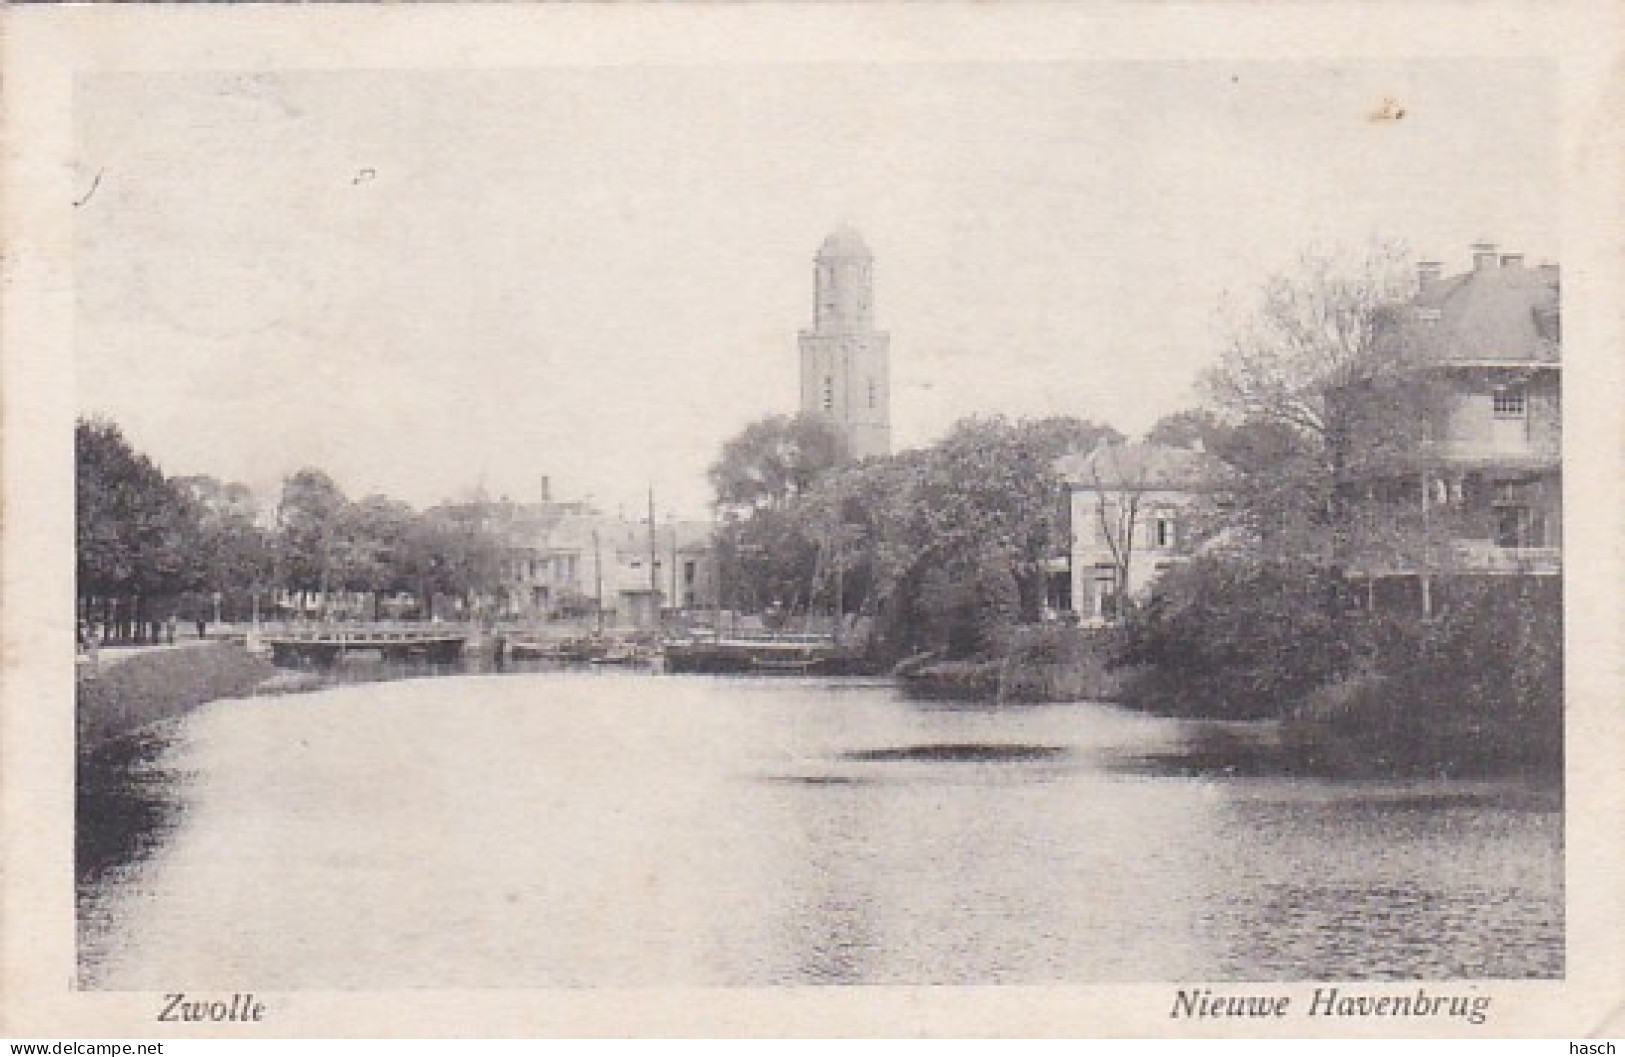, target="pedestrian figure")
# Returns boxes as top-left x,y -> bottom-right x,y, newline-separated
196,618 -> 207,640
166,614 -> 178,645
77,619 -> 100,667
